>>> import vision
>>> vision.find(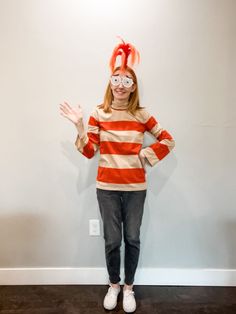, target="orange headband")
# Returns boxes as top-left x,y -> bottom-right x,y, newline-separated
109,37 -> 140,73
